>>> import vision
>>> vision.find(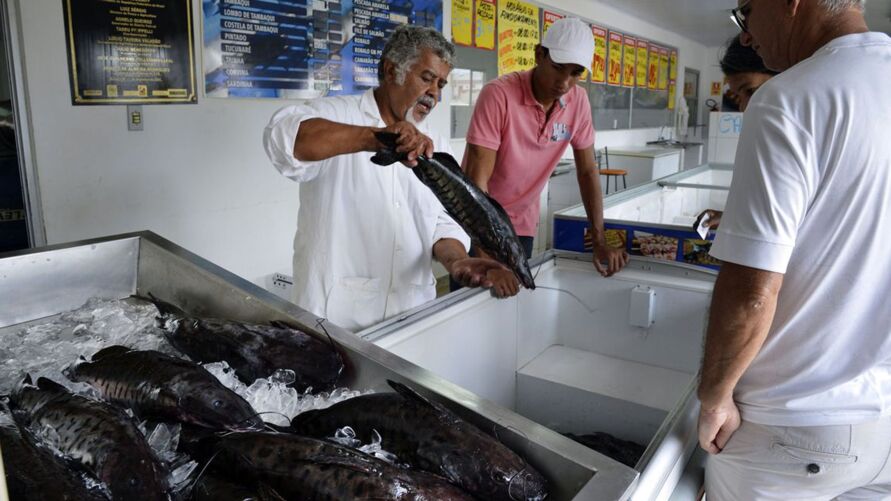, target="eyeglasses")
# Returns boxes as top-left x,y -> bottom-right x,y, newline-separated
730,0 -> 752,33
